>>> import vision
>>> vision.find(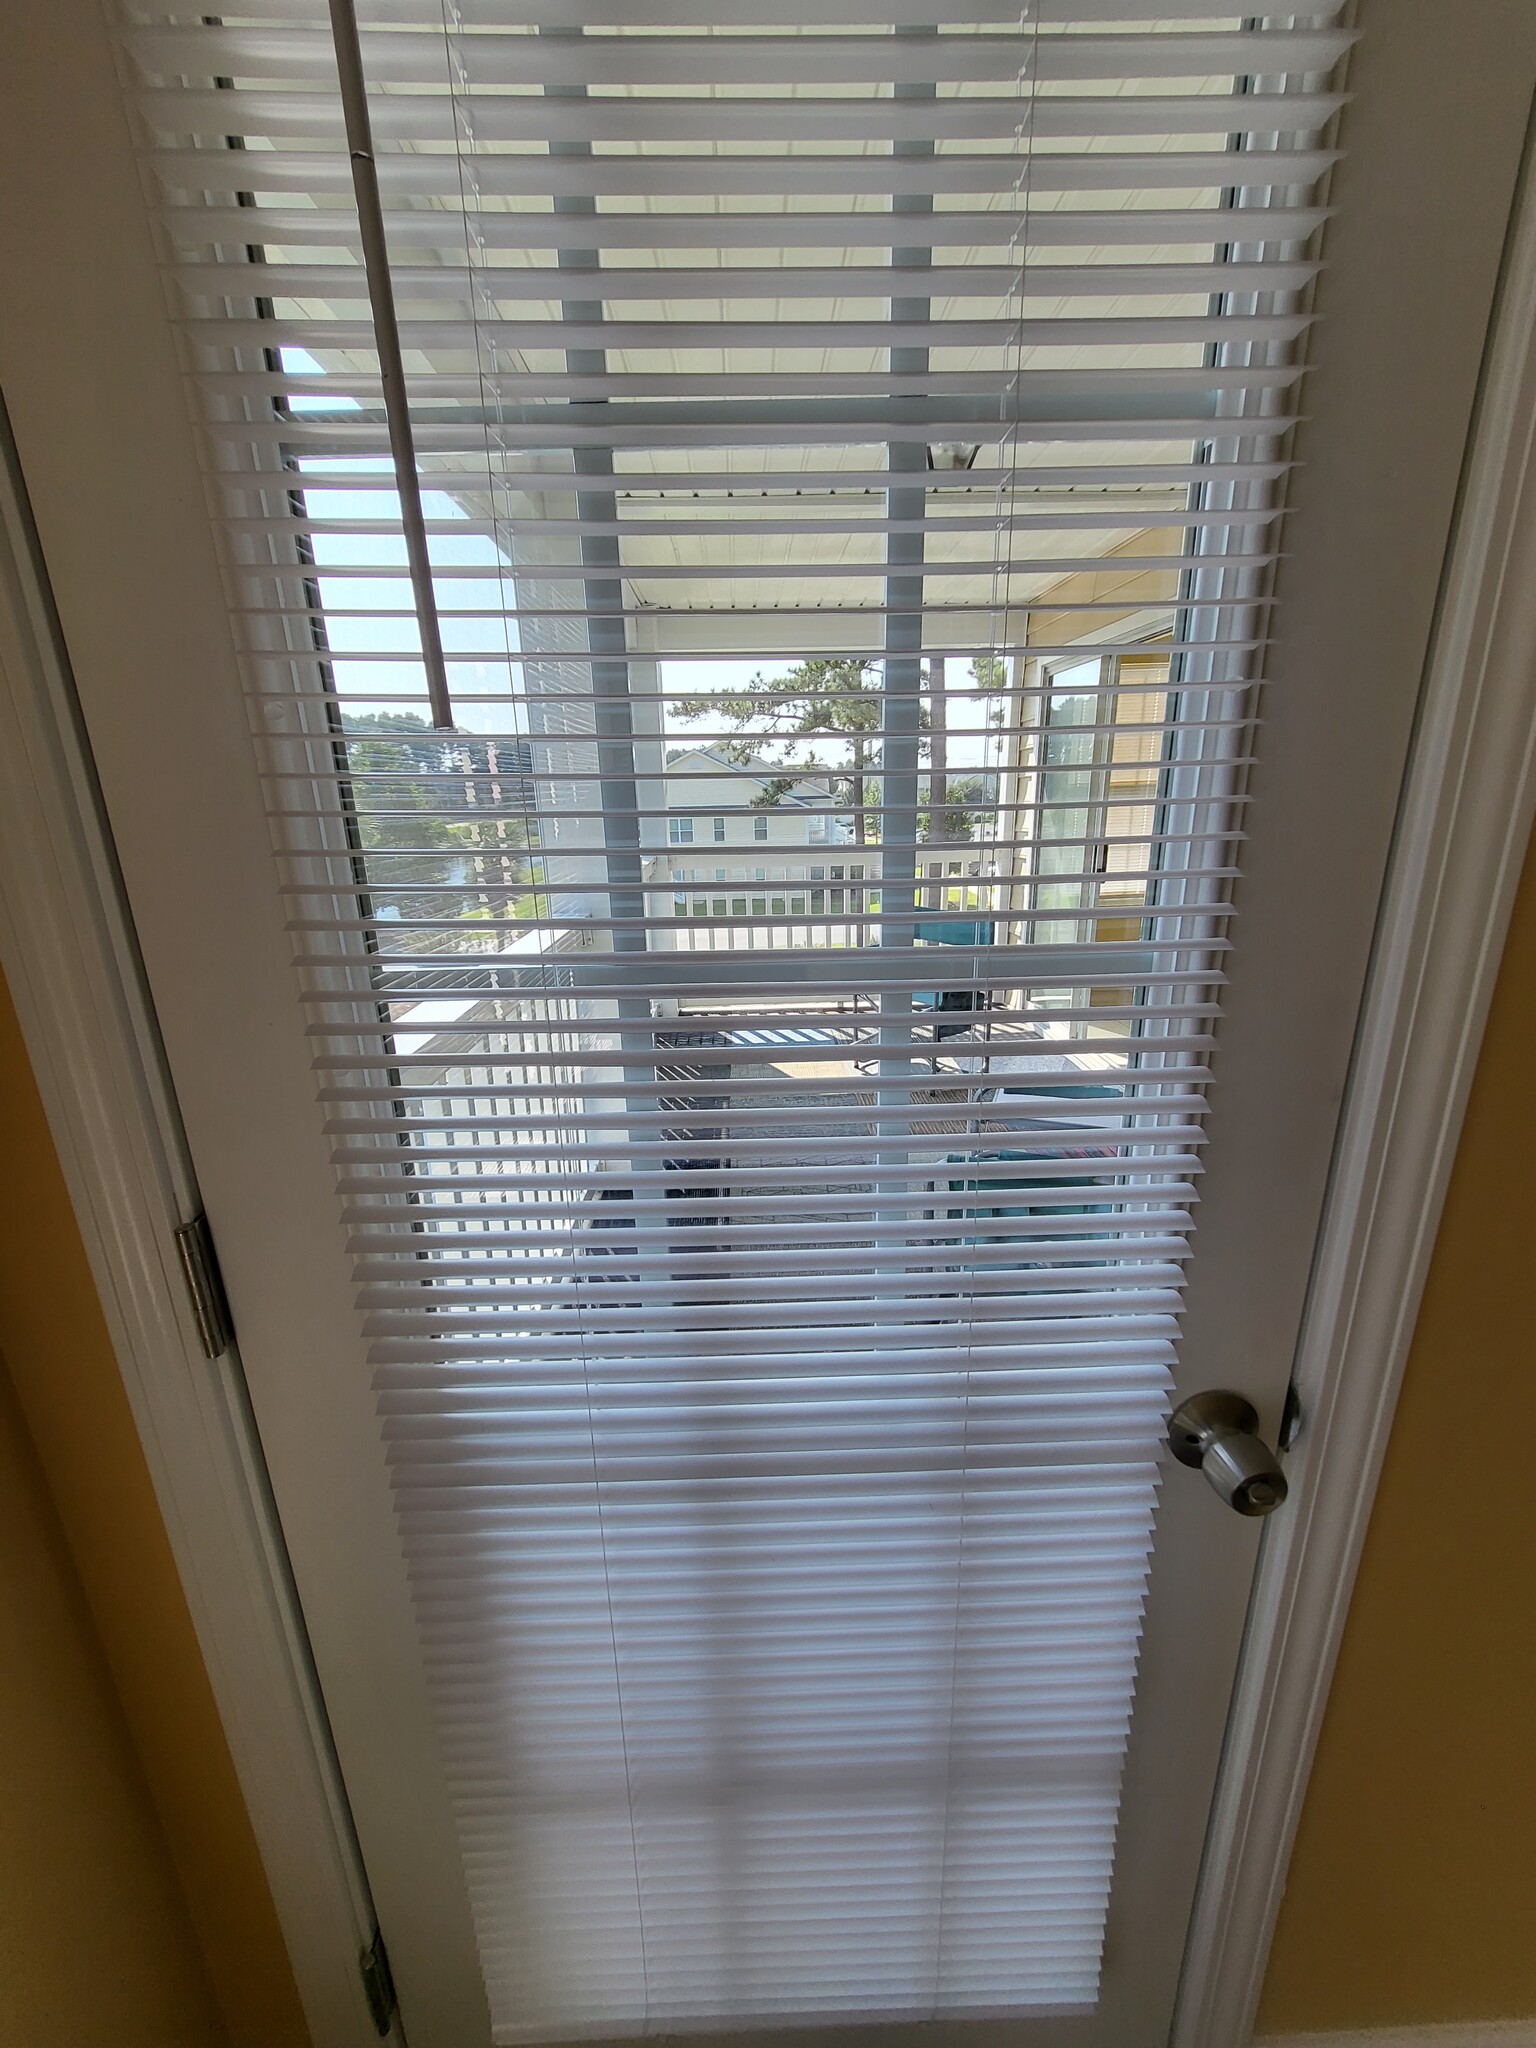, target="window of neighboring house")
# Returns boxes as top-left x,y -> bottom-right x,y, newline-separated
668,816 -> 694,845
753,814 -> 769,841
713,816 -> 726,841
